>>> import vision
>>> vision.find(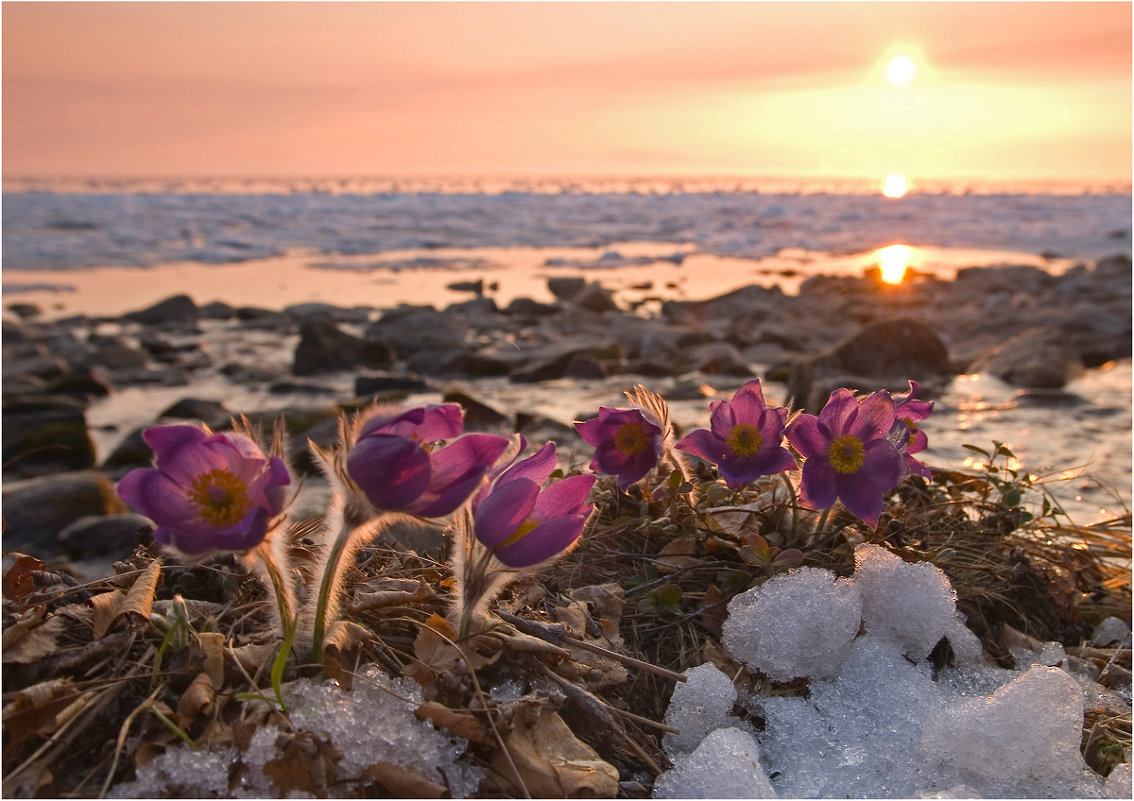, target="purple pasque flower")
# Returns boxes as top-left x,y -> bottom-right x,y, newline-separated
676,379 -> 797,487
575,406 -> 664,490
890,380 -> 934,479
346,403 -> 509,517
473,441 -> 596,568
117,425 -> 291,555
785,388 -> 905,528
